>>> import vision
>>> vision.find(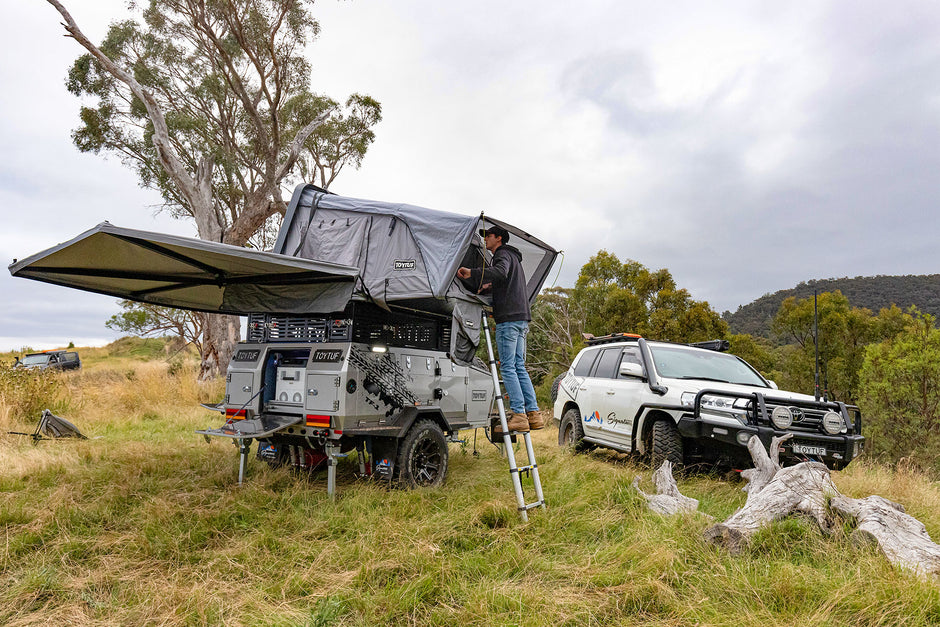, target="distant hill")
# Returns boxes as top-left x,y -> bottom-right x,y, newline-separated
725,274 -> 940,338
